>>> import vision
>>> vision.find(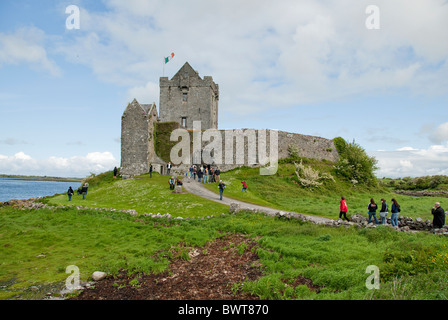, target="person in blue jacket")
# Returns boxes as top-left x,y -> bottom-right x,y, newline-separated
368,198 -> 379,224
390,198 -> 400,227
